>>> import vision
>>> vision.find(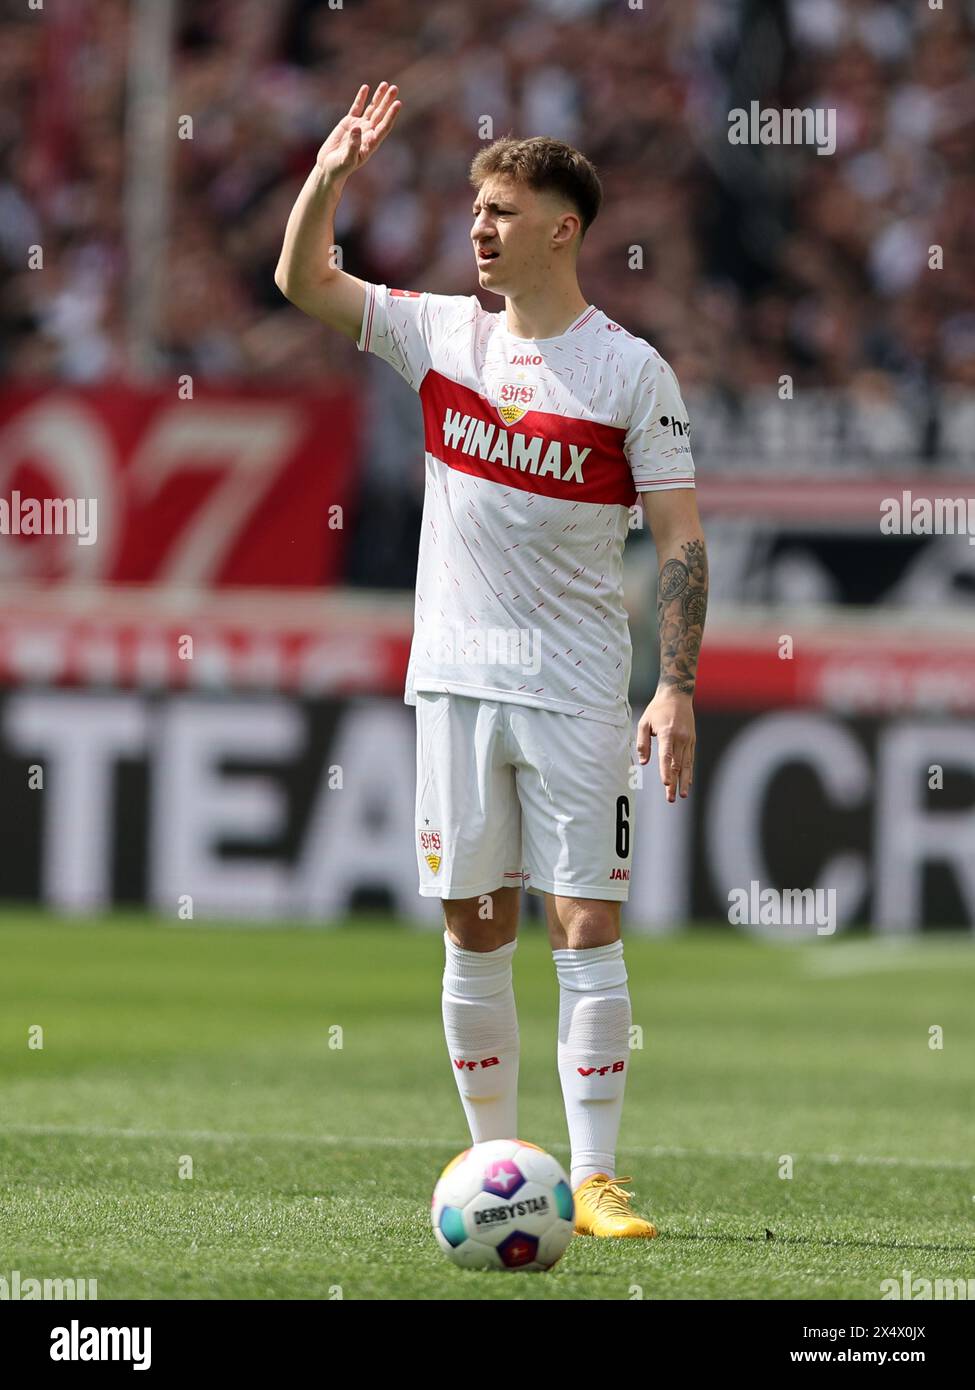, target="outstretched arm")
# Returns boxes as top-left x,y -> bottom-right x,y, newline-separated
636,488 -> 708,802
274,82 -> 402,340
